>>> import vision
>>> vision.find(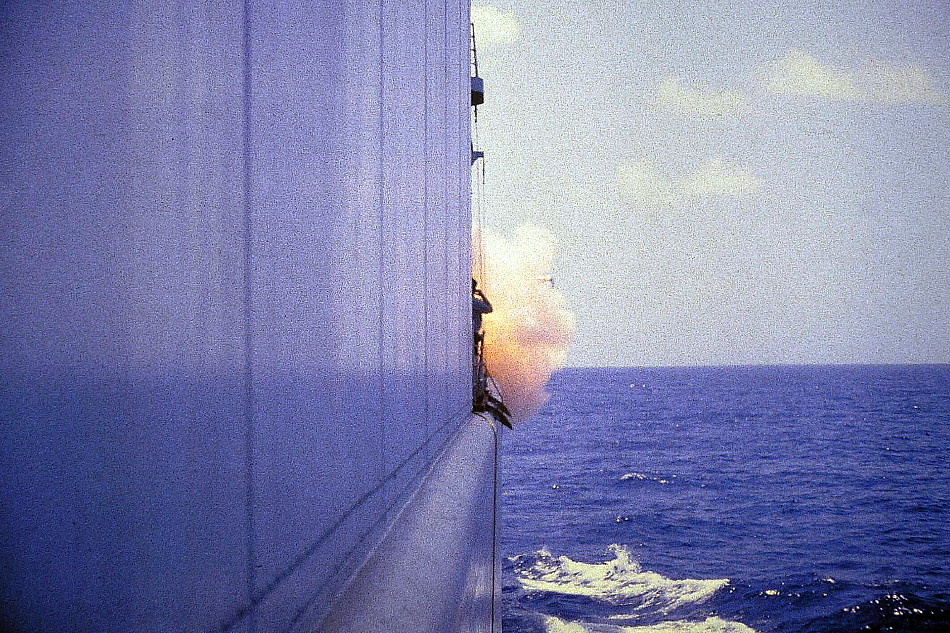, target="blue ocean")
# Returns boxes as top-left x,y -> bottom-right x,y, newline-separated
500,365 -> 950,633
